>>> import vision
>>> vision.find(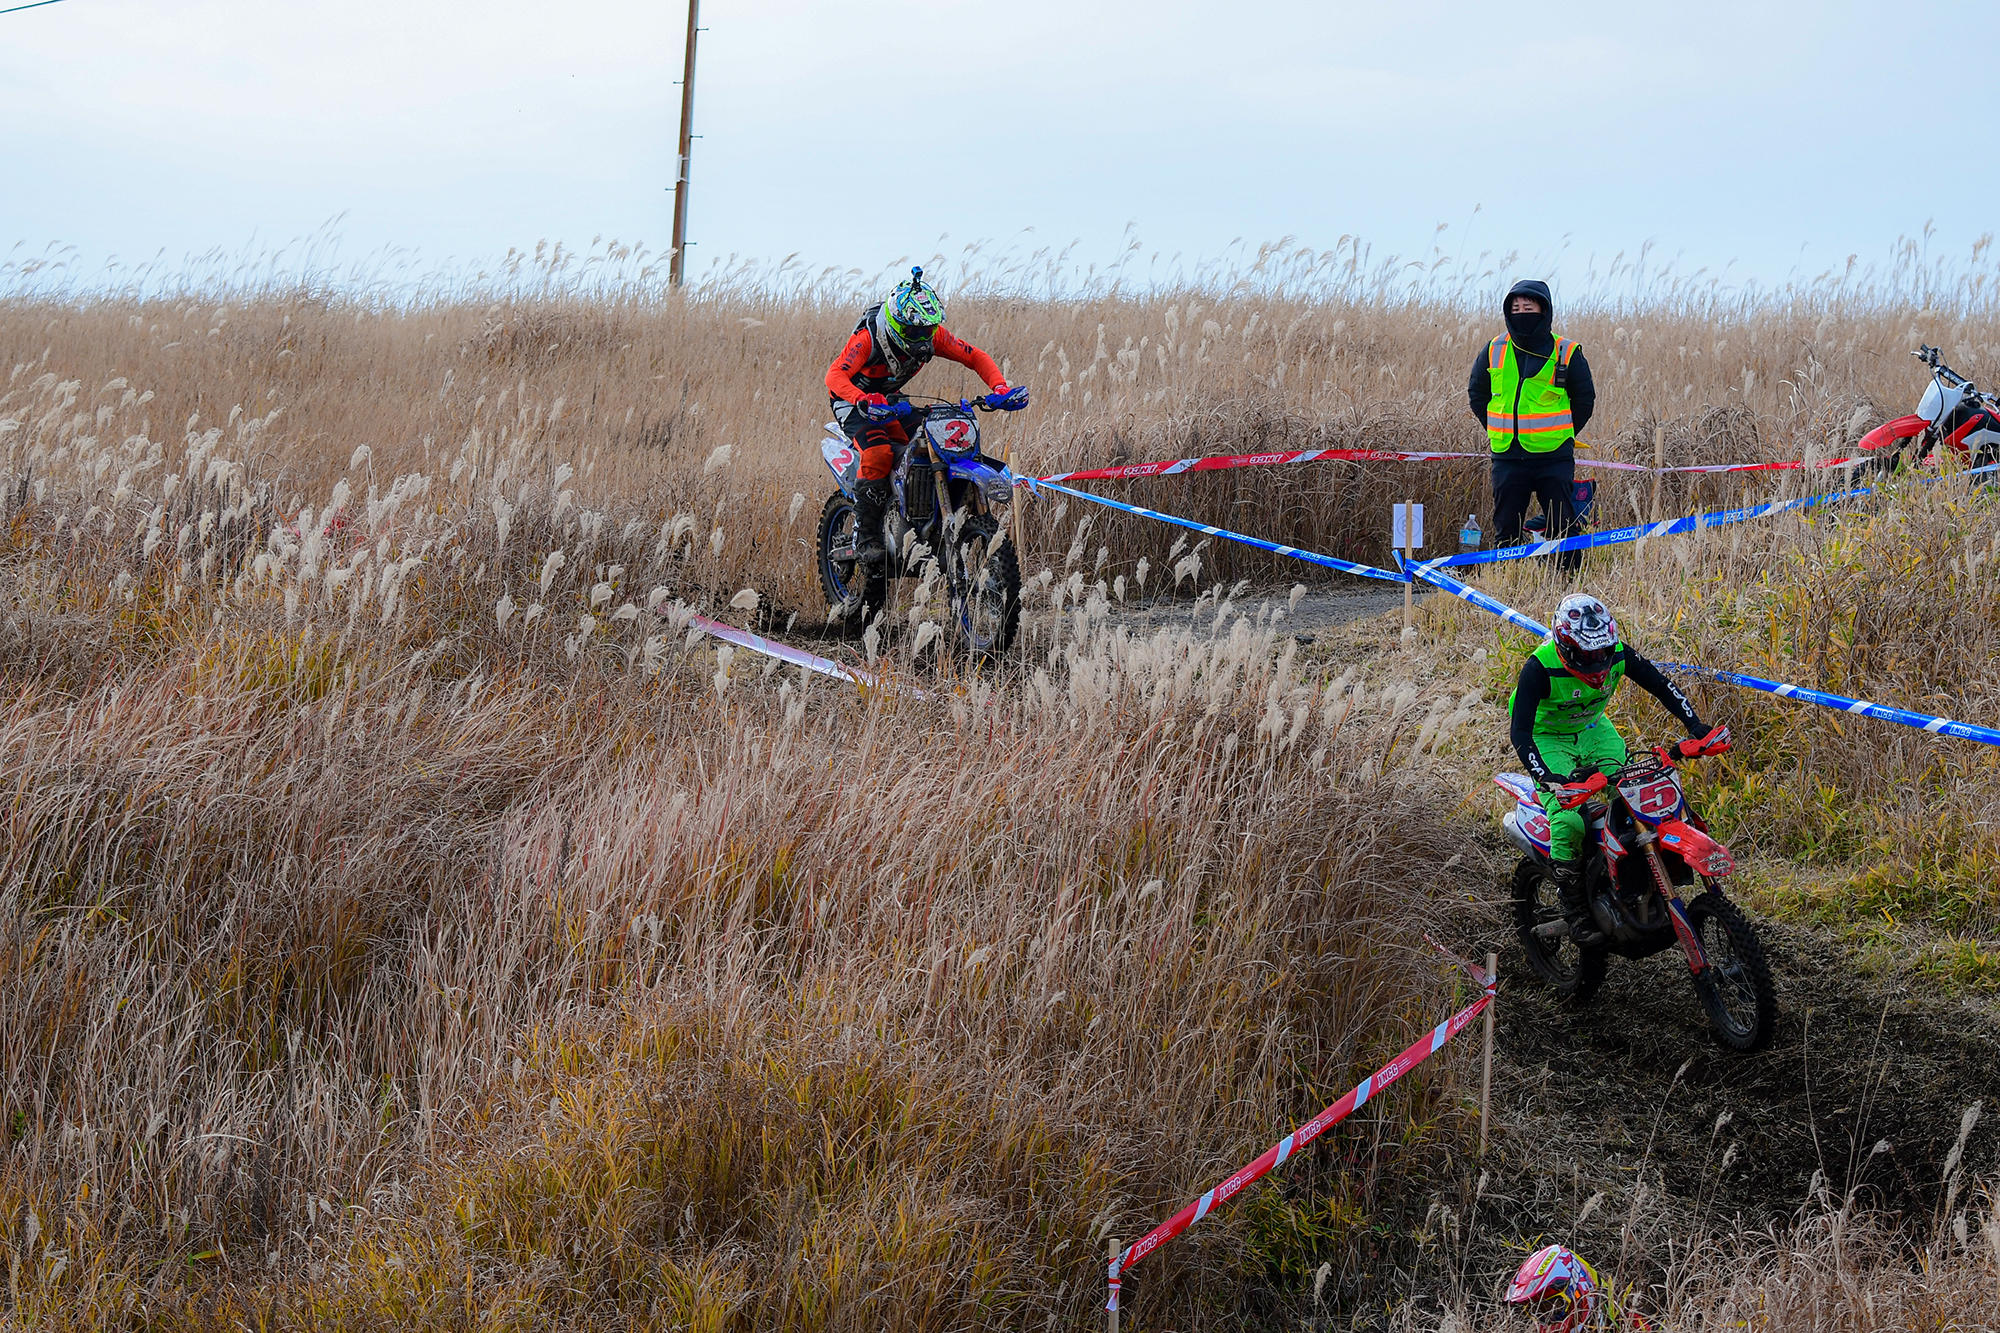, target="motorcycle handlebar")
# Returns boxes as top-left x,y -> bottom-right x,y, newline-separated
1915,345 -> 1972,388
1548,732 -> 1728,805
891,395 -> 995,416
